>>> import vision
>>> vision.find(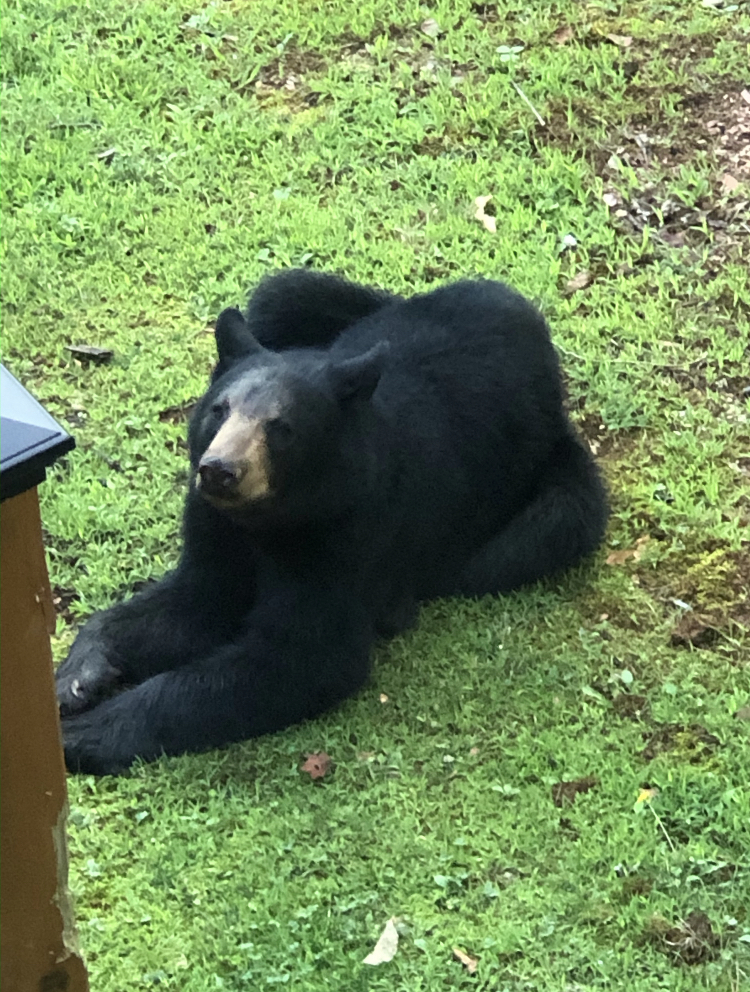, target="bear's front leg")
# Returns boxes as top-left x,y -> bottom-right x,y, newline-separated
55,611 -> 124,716
62,583 -> 375,774
56,565 -> 253,717
62,691 -> 162,775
